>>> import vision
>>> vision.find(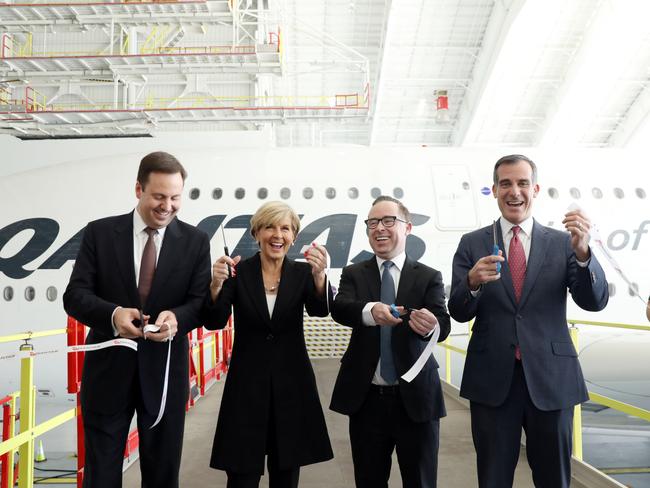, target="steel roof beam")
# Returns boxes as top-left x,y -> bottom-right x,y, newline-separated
451,0 -> 526,146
